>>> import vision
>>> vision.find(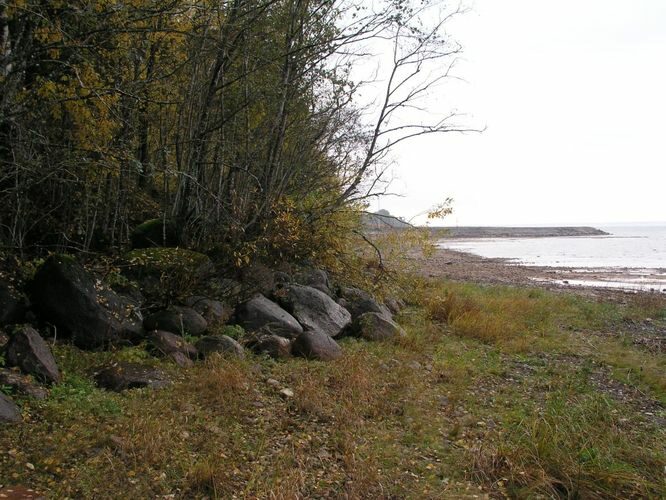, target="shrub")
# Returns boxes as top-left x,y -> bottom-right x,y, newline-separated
124,248 -> 215,305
